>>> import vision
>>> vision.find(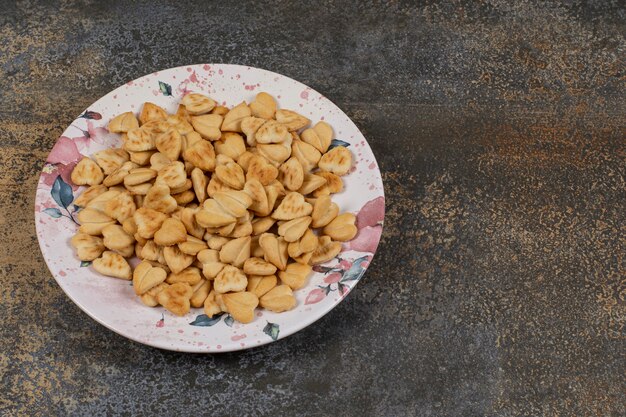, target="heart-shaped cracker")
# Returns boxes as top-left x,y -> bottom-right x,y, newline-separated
103,191 -> 136,223
256,120 -> 290,144
221,101 -> 251,132
154,218 -> 187,246
323,213 -> 357,242
287,228 -> 318,259
150,152 -> 172,171
140,119 -> 170,136
243,257 -> 277,276
259,233 -> 289,270
214,265 -> 248,293
215,222 -> 236,237
190,279 -> 211,308
71,233 -> 105,261
278,262 -> 312,290
108,111 -> 139,133
207,176 -> 234,198
139,282 -> 169,307
297,173 -> 327,195
122,217 -> 137,235
215,160 -> 245,190
291,140 -> 321,172
265,180 -> 286,215
77,208 -> 116,235
163,245 -> 195,274
112,244 -> 134,258
310,235 -> 342,265
166,115 -> 194,136
157,161 -> 187,189
86,189 -> 121,213
139,102 -> 167,125
213,190 -> 252,218
259,284 -> 296,312
157,282 -> 193,316
155,129 -> 182,161
172,190 -> 194,206
301,121 -> 333,153
129,150 -> 156,166
311,195 -> 339,228
141,184 -> 176,216
123,167 -> 157,187
71,157 -> 104,186
103,161 -> 136,187
180,206 -> 205,239
189,168 -> 207,203
181,93 -> 216,115
102,224 -> 135,251
195,199 -> 237,228
126,182 -> 152,196
74,184 -> 108,207
178,235 -> 208,255
229,220 -> 253,238
125,127 -> 155,152
275,109 -> 310,131
318,146 -> 352,176
169,178 -> 192,194
249,92 -> 276,120
236,151 -> 255,171
312,171 -> 343,197
256,143 -> 290,167
251,216 -> 276,236
215,132 -> 246,160
133,260 -> 168,295
183,133 -> 216,172
247,274 -> 277,298
203,290 -> 224,317
222,291 -> 259,323
206,235 -> 230,250
166,266 -> 202,285
191,114 -> 223,140
277,216 -> 312,242
240,116 -> 266,146
278,157 -> 304,191
134,207 -> 168,239
244,179 -> 270,216
219,236 -> 251,268
140,240 -> 162,262
93,148 -> 130,175
93,251 -> 132,280
197,248 -> 225,279
272,192 -> 313,220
